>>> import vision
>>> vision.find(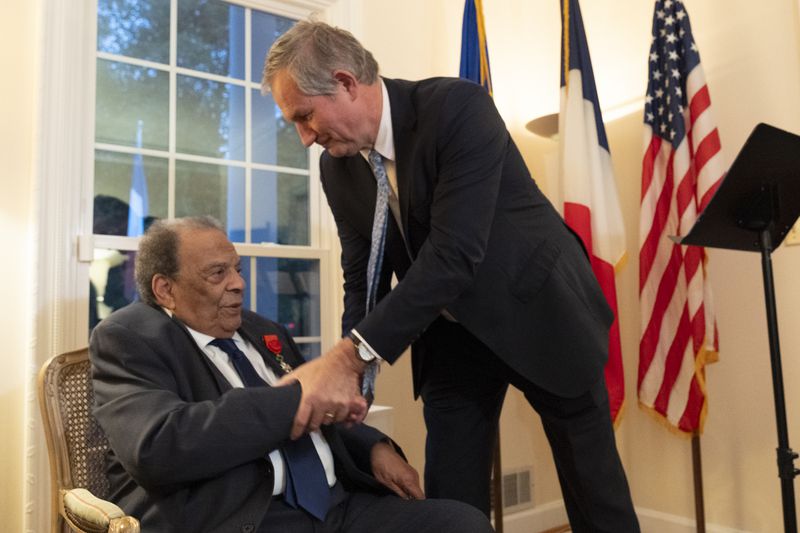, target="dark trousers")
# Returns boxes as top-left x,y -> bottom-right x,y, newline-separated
420,319 -> 640,533
259,482 -> 494,533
